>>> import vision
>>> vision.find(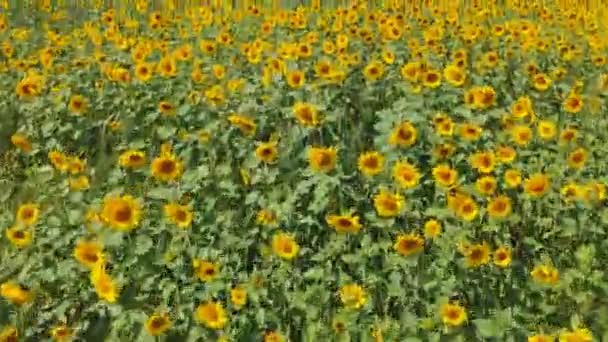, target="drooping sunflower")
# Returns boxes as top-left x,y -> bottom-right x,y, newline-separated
271,232 -> 299,260
338,284 -> 367,309
100,194 -> 142,231
74,240 -> 104,269
443,64 -> 466,86
393,233 -> 425,257
150,144 -> 183,182
90,262 -> 120,303
326,213 -> 362,233
264,331 -> 285,342
308,146 -> 337,173
145,313 -> 172,336
227,114 -> 256,136
164,203 -> 193,229
158,101 -> 176,116
0,326 -> 18,342
357,151 -> 384,176
194,302 -> 228,329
